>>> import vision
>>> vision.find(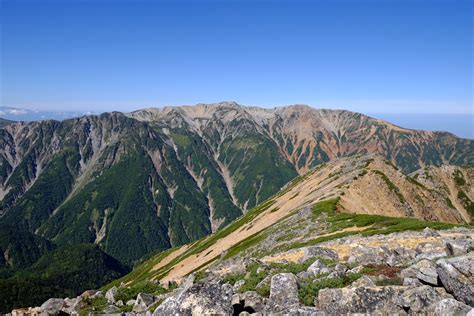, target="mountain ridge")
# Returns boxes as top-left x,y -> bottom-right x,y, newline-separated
0,103 -> 473,264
